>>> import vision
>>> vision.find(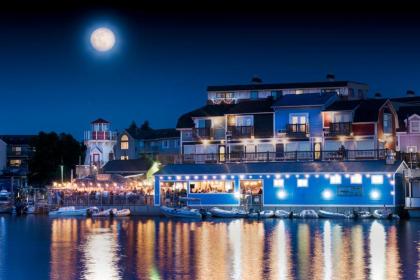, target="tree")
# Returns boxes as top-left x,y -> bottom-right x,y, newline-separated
140,120 -> 152,131
127,121 -> 137,134
29,132 -> 85,186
